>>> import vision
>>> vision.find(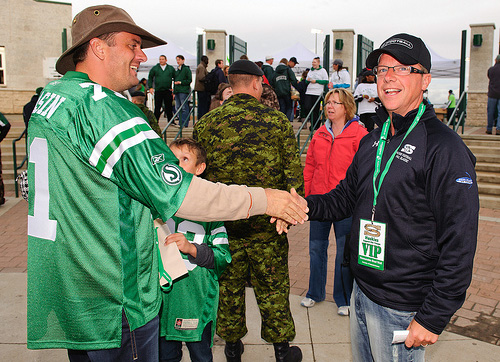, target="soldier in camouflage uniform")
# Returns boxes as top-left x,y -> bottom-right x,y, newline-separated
193,60 -> 304,362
